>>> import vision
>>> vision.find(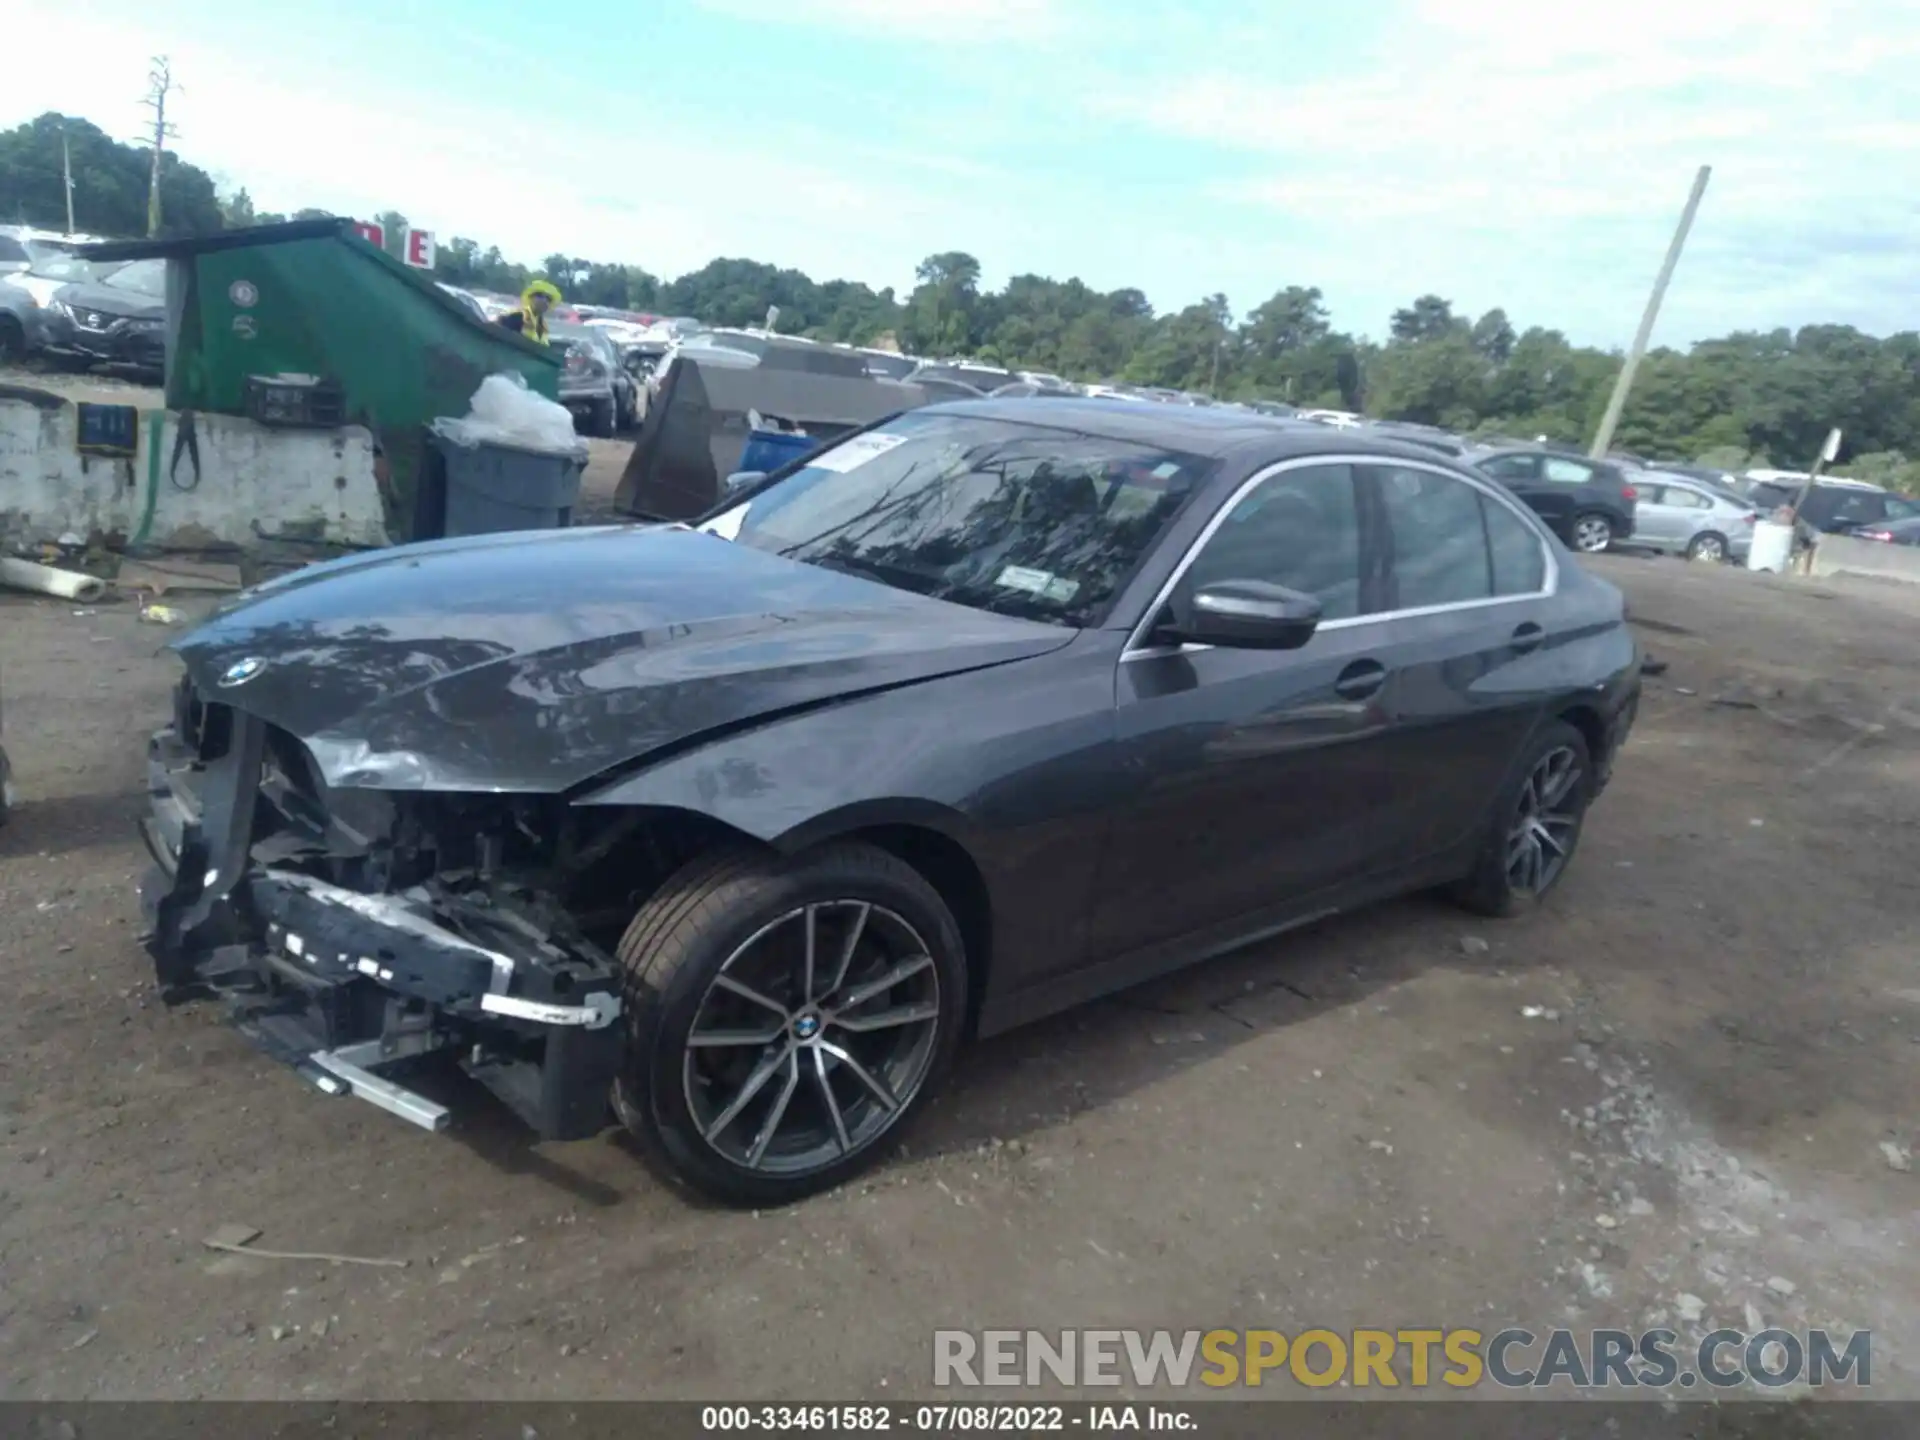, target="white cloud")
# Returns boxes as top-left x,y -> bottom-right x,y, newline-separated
0,8 -> 989,293
696,0 -> 1071,44
1107,0 -> 1920,339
